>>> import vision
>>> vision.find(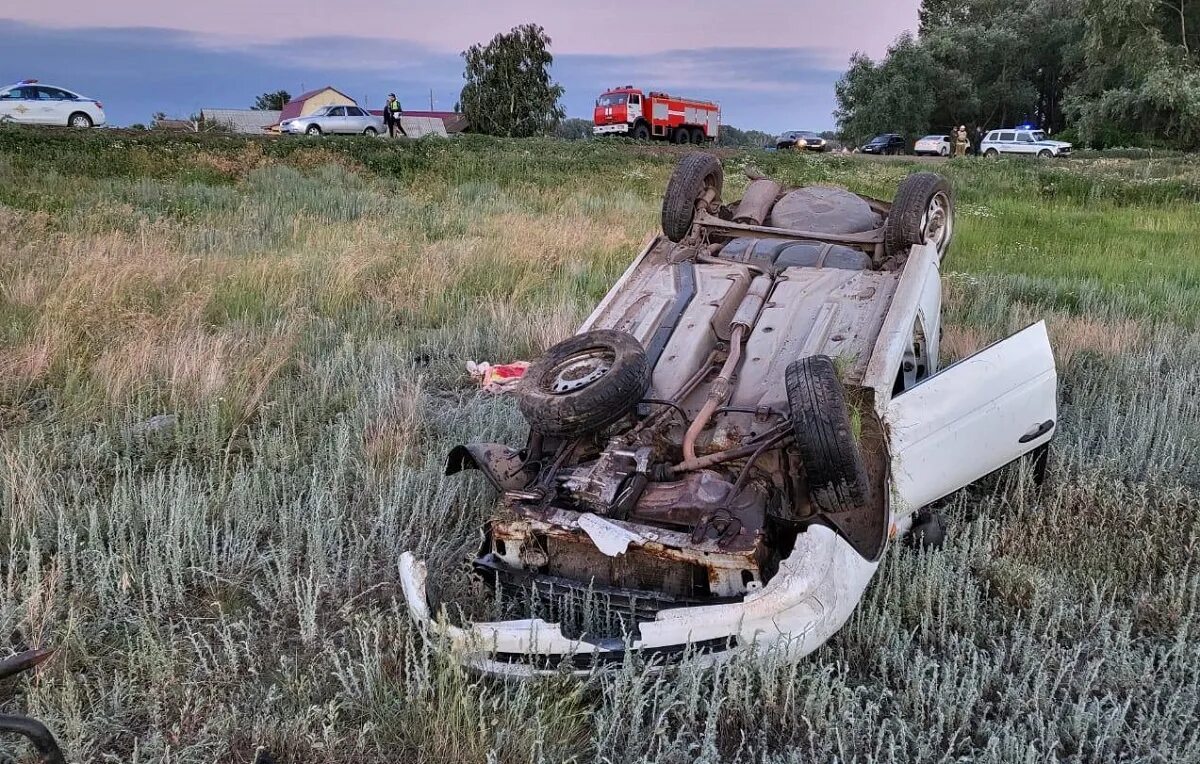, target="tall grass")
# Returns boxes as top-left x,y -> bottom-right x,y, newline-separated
0,126 -> 1197,762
